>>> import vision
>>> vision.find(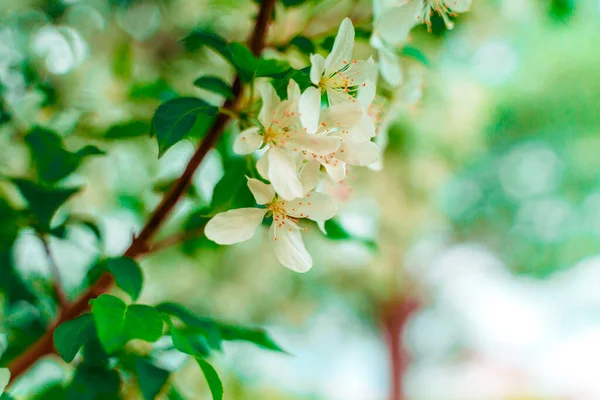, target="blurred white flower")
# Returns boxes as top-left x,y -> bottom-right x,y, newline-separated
31,25 -> 87,75
205,178 -> 337,272
310,18 -> 377,106
418,0 -> 472,29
